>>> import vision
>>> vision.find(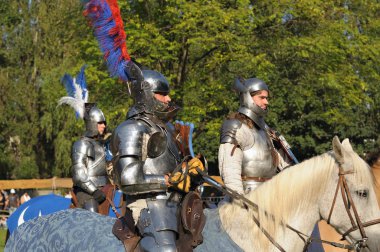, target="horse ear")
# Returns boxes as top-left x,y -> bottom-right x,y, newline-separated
332,136 -> 345,164
341,138 -> 354,152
